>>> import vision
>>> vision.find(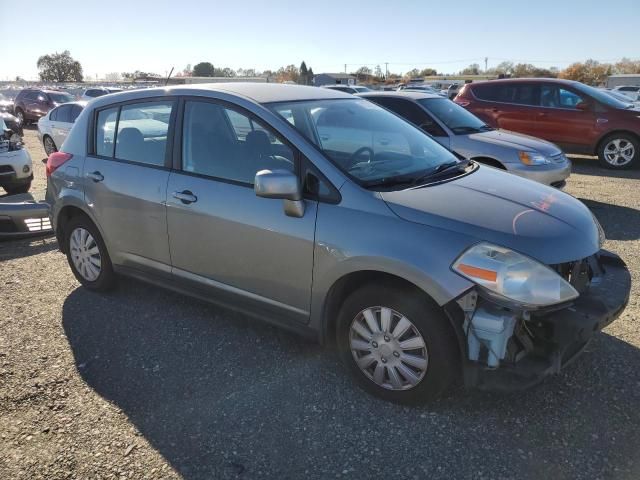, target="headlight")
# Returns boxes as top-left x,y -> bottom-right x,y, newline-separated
452,243 -> 578,307
518,151 -> 550,165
